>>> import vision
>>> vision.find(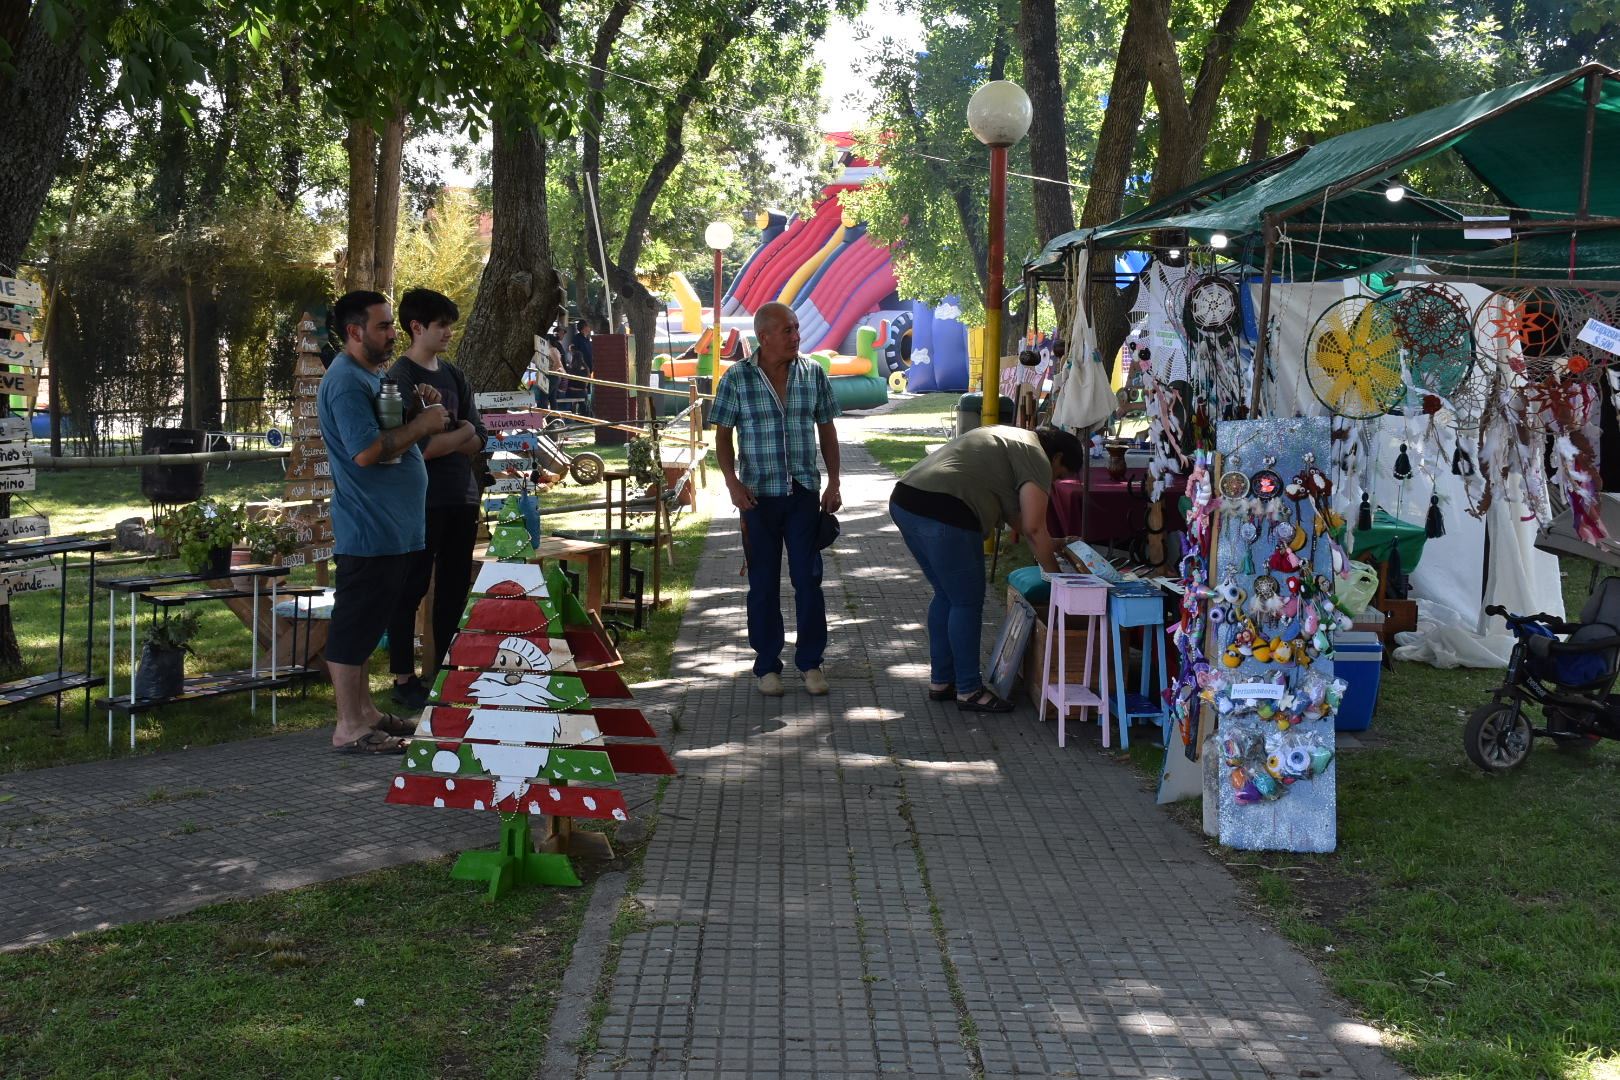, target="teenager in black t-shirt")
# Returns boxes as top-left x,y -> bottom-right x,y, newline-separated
384,288 -> 487,710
